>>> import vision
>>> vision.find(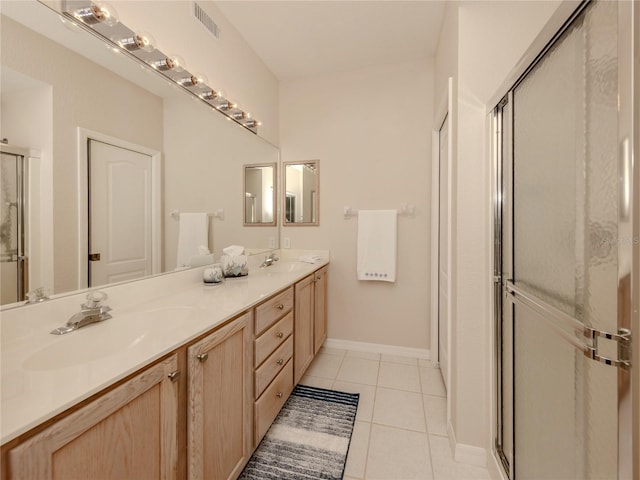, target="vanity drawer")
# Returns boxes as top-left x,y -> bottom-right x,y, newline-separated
255,287 -> 293,335
254,311 -> 293,367
255,335 -> 293,399
254,359 -> 293,444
